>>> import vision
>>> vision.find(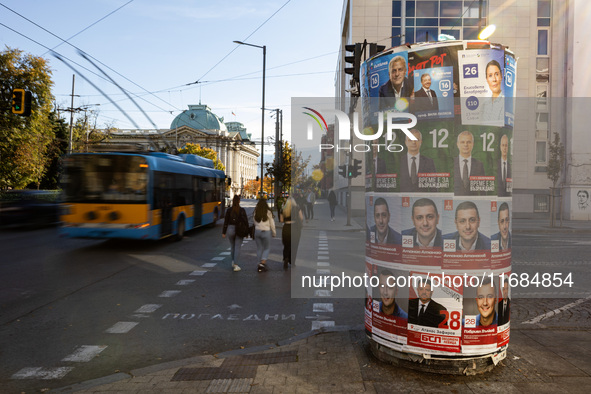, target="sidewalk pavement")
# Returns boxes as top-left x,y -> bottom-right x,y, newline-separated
54,199 -> 591,393
57,324 -> 591,393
